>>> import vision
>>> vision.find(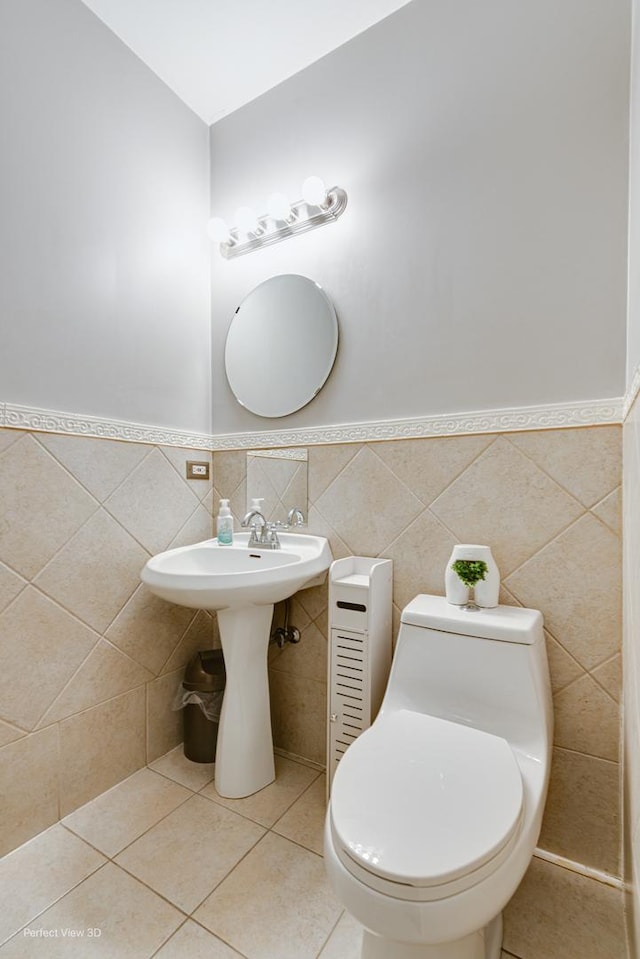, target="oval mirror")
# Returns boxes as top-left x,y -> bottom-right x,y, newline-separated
224,274 -> 338,417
